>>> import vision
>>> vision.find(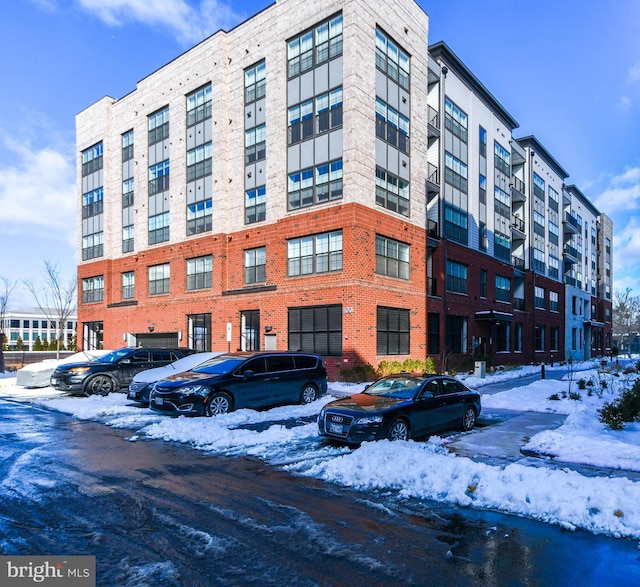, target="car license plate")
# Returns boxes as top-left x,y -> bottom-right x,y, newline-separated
154,397 -> 163,405
51,378 -> 57,385
328,422 -> 344,434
